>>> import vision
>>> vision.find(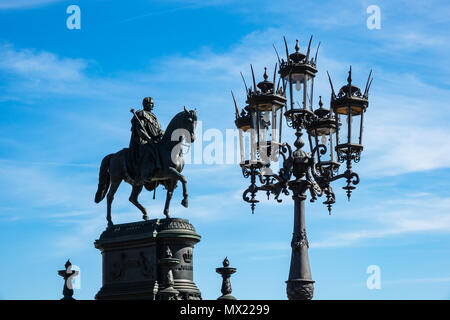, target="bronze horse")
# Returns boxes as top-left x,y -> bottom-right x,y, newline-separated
95,107 -> 197,227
